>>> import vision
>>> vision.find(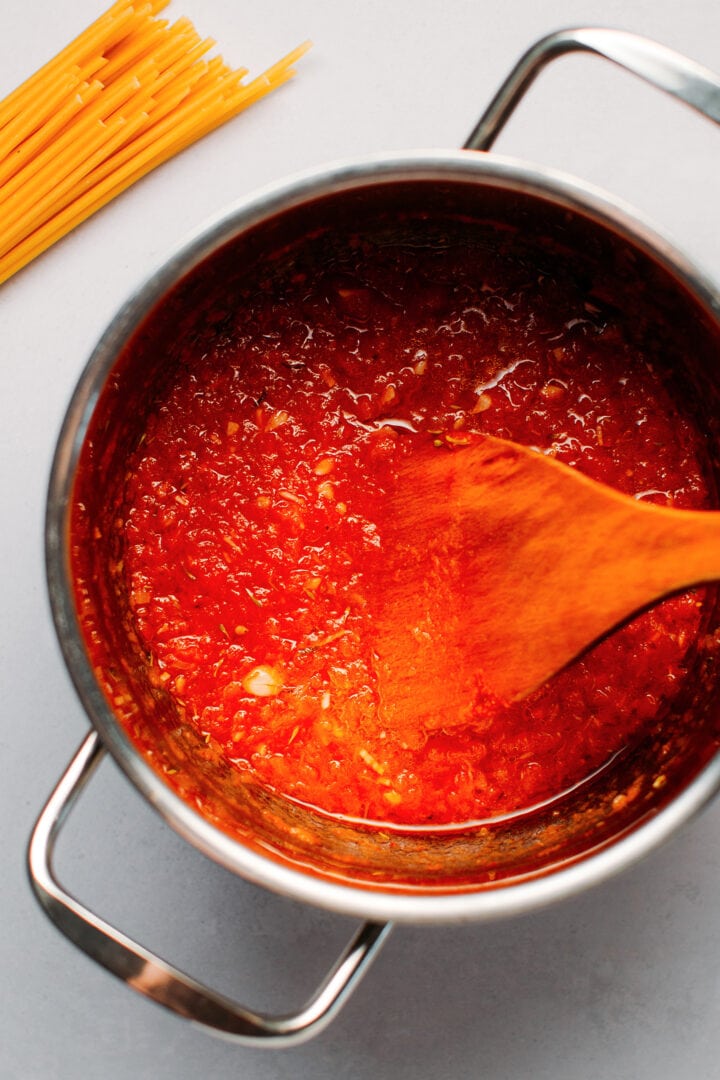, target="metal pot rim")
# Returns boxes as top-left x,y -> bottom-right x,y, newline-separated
46,147 -> 720,923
